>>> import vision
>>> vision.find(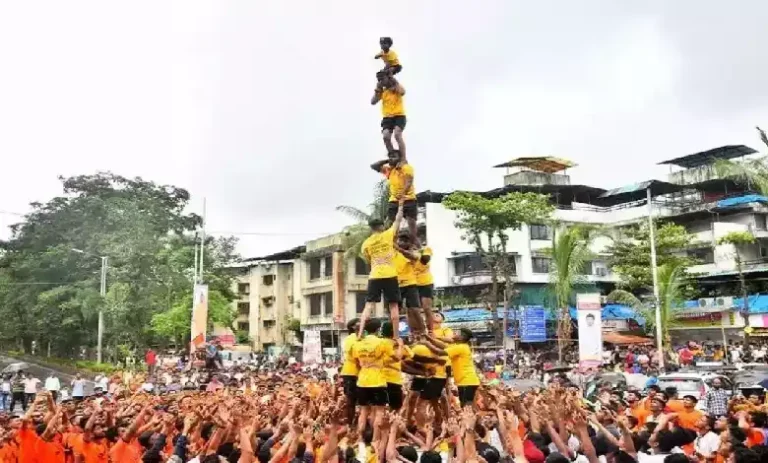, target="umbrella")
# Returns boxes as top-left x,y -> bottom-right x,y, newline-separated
1,362 -> 29,374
